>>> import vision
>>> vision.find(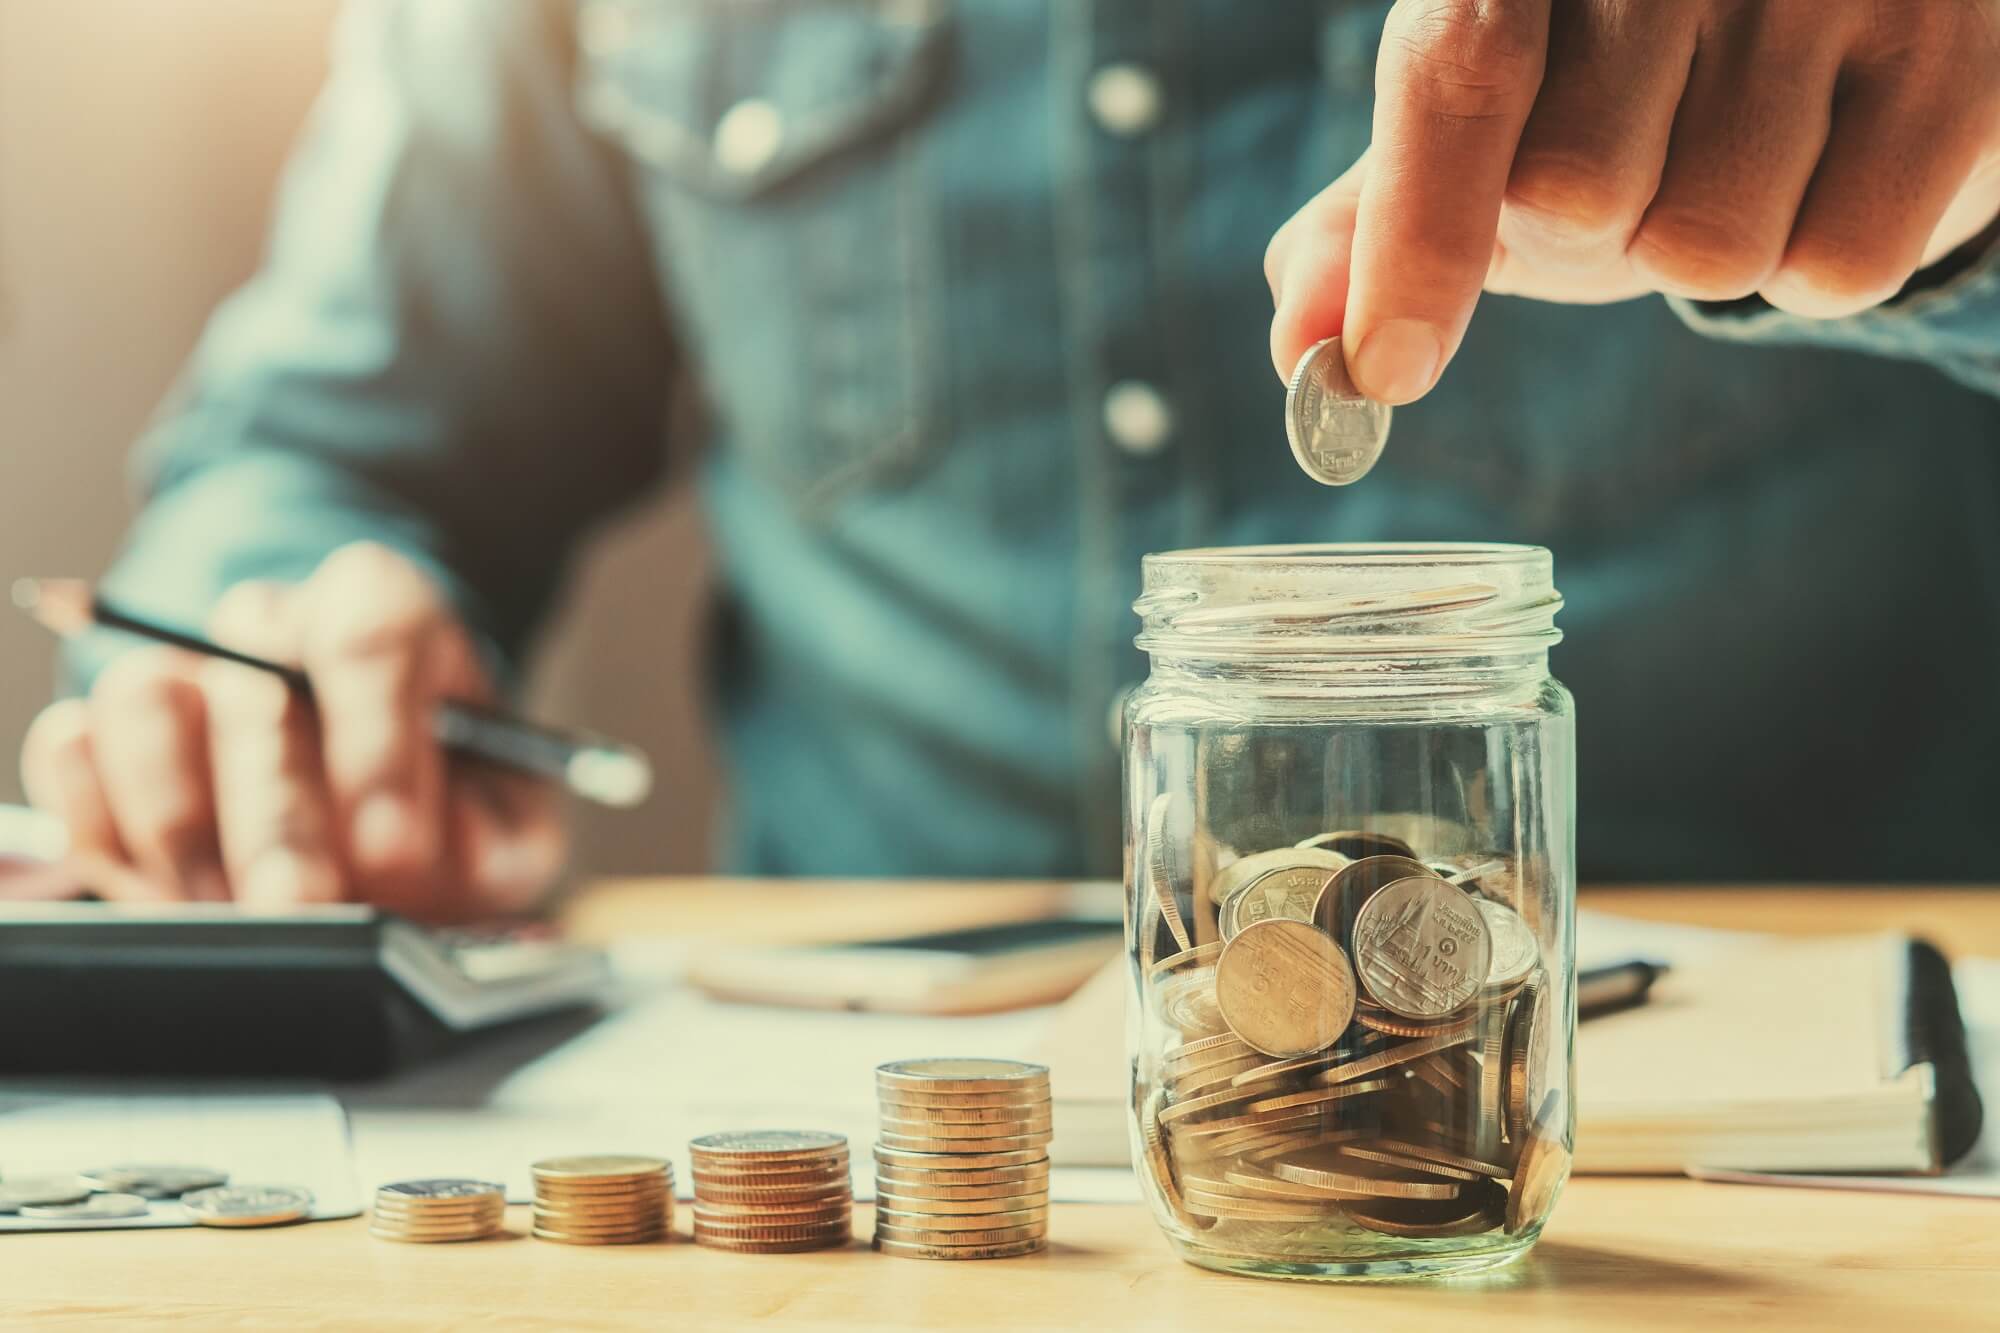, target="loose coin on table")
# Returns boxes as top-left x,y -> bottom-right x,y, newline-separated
0,1174 -> 93,1212
19,1193 -> 152,1222
81,1165 -> 227,1200
182,1184 -> 314,1228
